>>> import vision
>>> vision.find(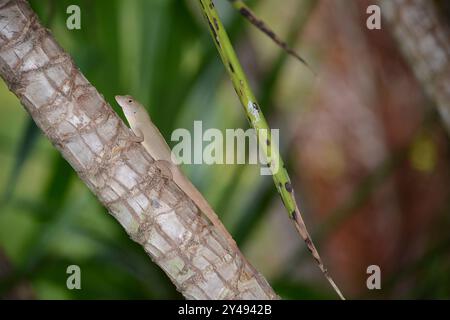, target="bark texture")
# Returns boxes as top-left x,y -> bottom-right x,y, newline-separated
0,0 -> 277,299
381,0 -> 450,133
